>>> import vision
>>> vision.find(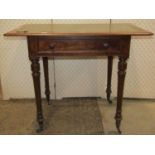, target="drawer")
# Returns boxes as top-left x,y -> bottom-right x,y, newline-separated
36,36 -> 130,56
39,37 -> 120,50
